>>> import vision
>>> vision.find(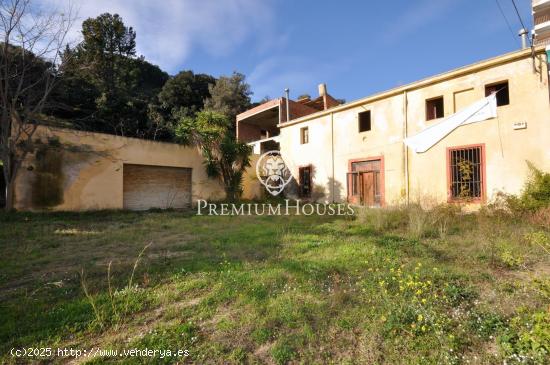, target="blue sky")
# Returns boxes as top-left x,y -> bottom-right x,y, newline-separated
49,0 -> 533,103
